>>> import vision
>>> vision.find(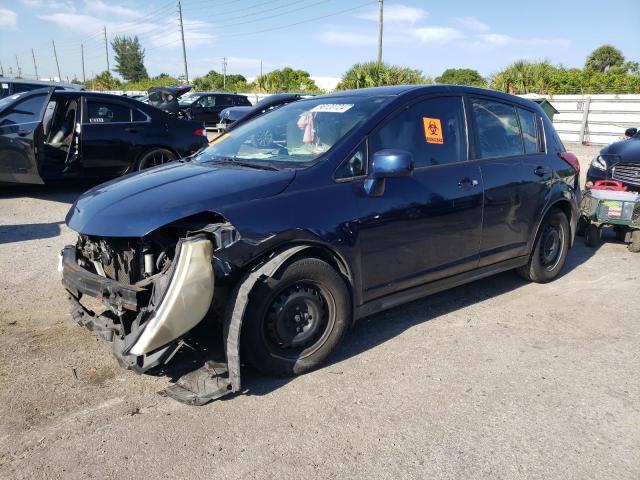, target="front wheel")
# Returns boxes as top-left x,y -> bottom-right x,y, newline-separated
242,258 -> 351,377
518,209 -> 570,283
629,230 -> 640,253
